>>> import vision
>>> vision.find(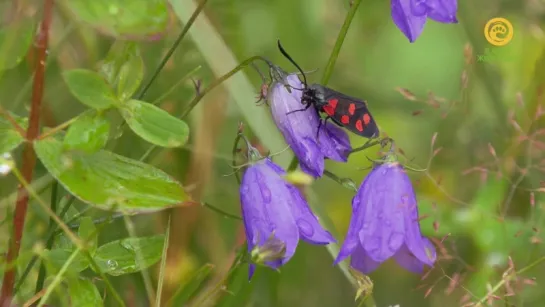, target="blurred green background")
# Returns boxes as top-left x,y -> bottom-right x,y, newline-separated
1,0 -> 545,306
